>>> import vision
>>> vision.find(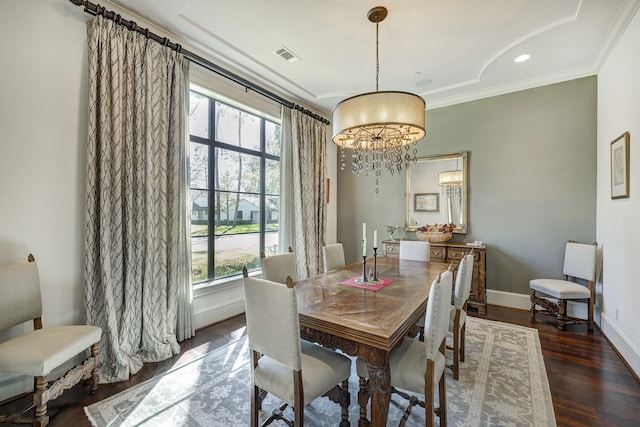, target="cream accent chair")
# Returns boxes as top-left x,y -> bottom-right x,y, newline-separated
242,270 -> 351,426
322,243 -> 345,273
261,246 -> 297,284
0,255 -> 102,427
449,252 -> 474,380
530,240 -> 598,331
399,240 -> 431,262
356,270 -> 453,427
